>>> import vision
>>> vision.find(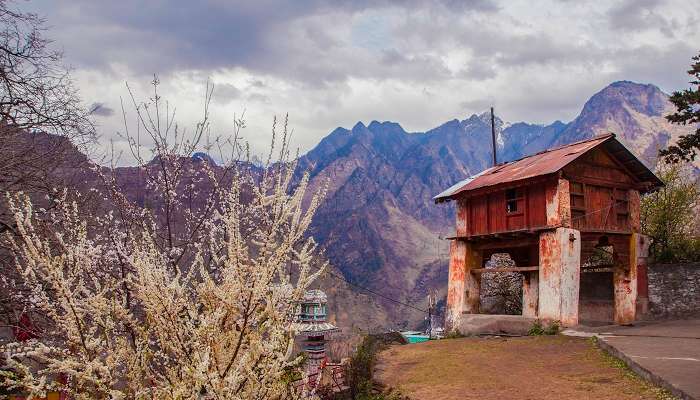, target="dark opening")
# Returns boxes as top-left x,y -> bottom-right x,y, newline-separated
505,188 -> 519,213
579,236 -> 615,325
480,253 -> 523,315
